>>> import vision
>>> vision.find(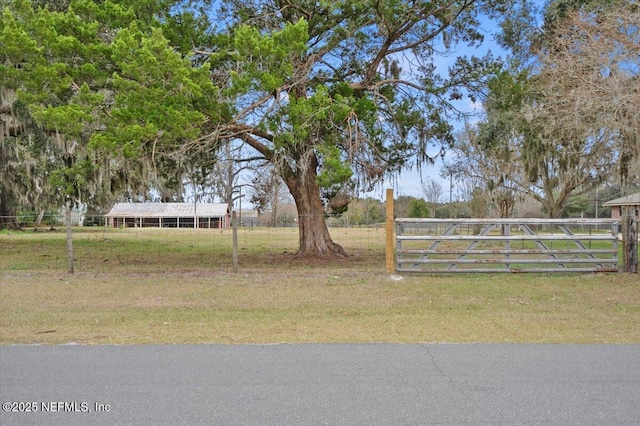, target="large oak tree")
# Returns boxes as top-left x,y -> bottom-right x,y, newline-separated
186,0 -> 512,256
2,0 -> 513,255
